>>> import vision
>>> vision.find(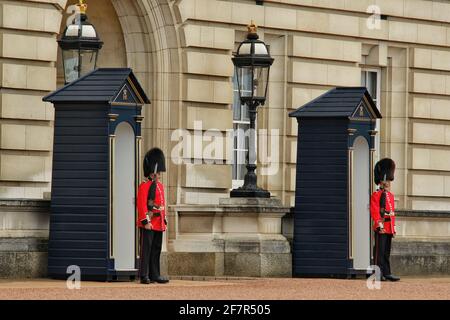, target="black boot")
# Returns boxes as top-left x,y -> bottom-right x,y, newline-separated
140,277 -> 151,284
384,274 -> 400,281
151,276 -> 169,284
